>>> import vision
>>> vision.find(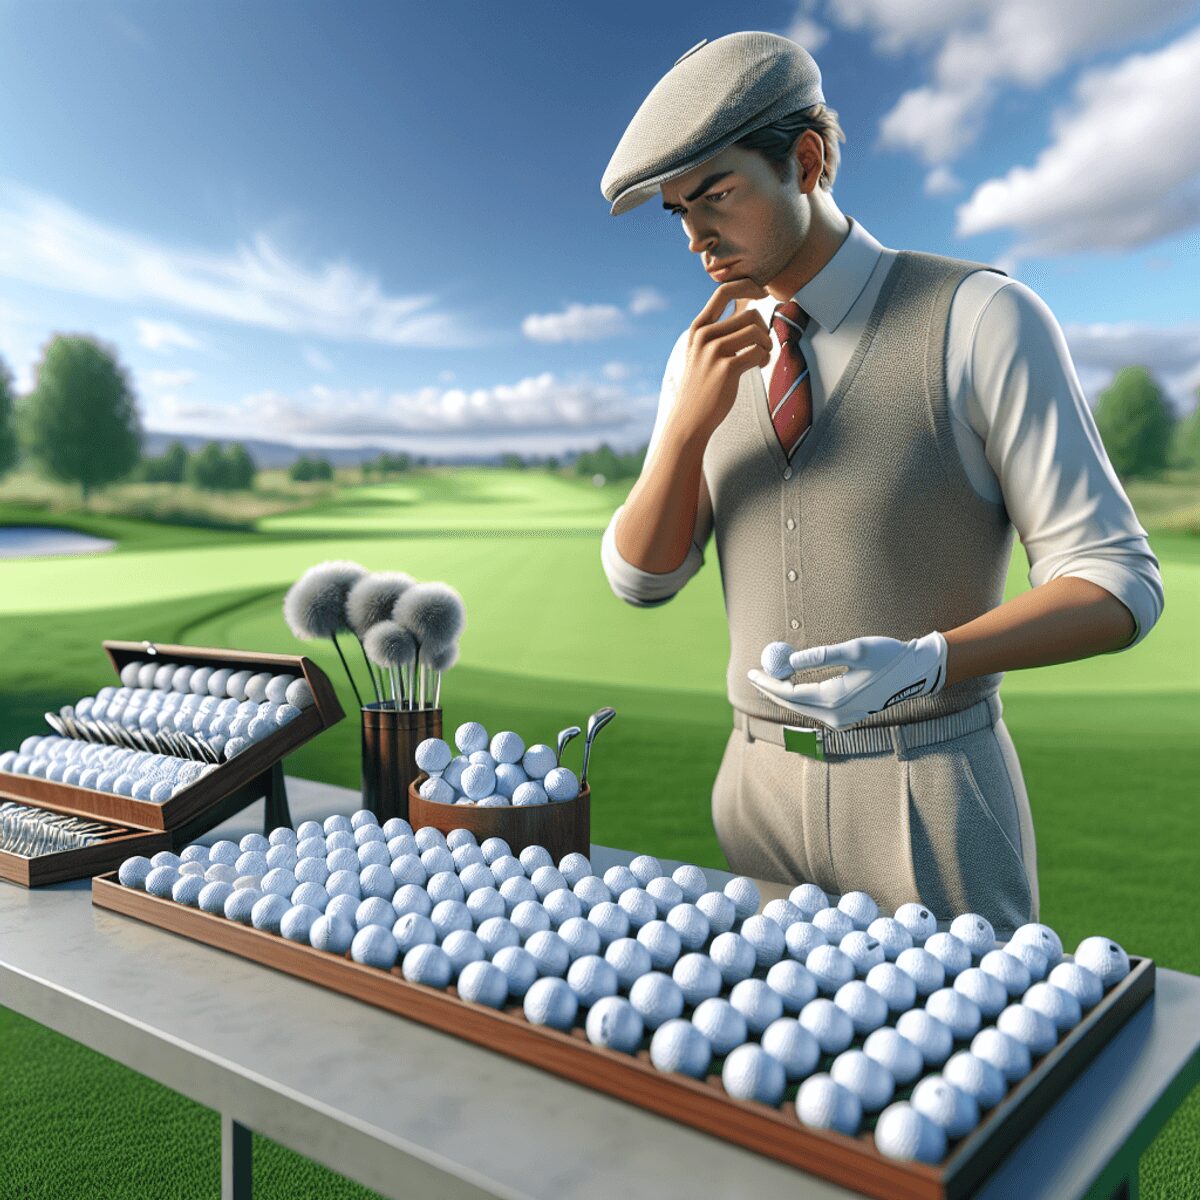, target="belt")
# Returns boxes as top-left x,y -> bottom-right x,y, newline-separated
732,693 -> 1002,761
